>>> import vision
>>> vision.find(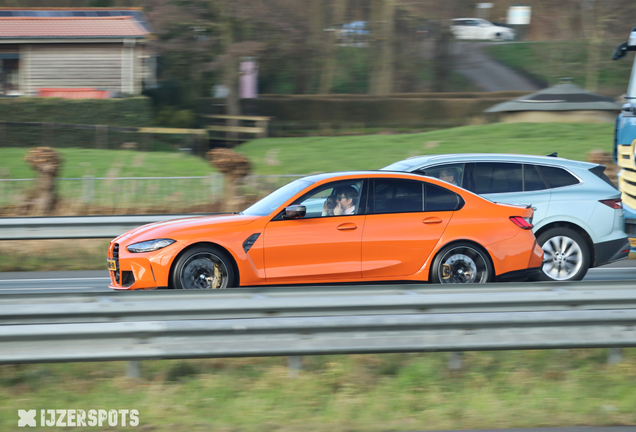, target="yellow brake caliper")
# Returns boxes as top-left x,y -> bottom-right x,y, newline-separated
212,263 -> 222,289
442,264 -> 451,280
